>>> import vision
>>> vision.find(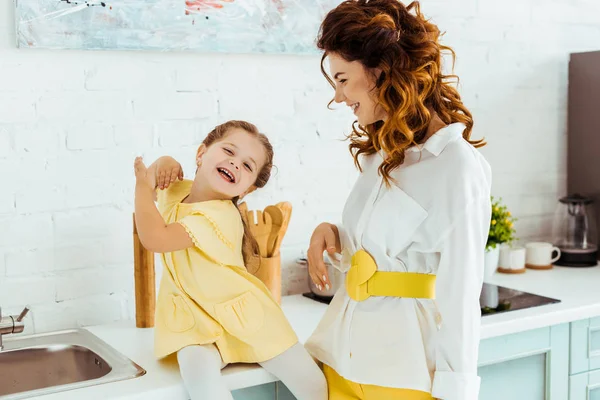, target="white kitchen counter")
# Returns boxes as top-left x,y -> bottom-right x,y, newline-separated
481,264 -> 600,338
30,265 -> 600,399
